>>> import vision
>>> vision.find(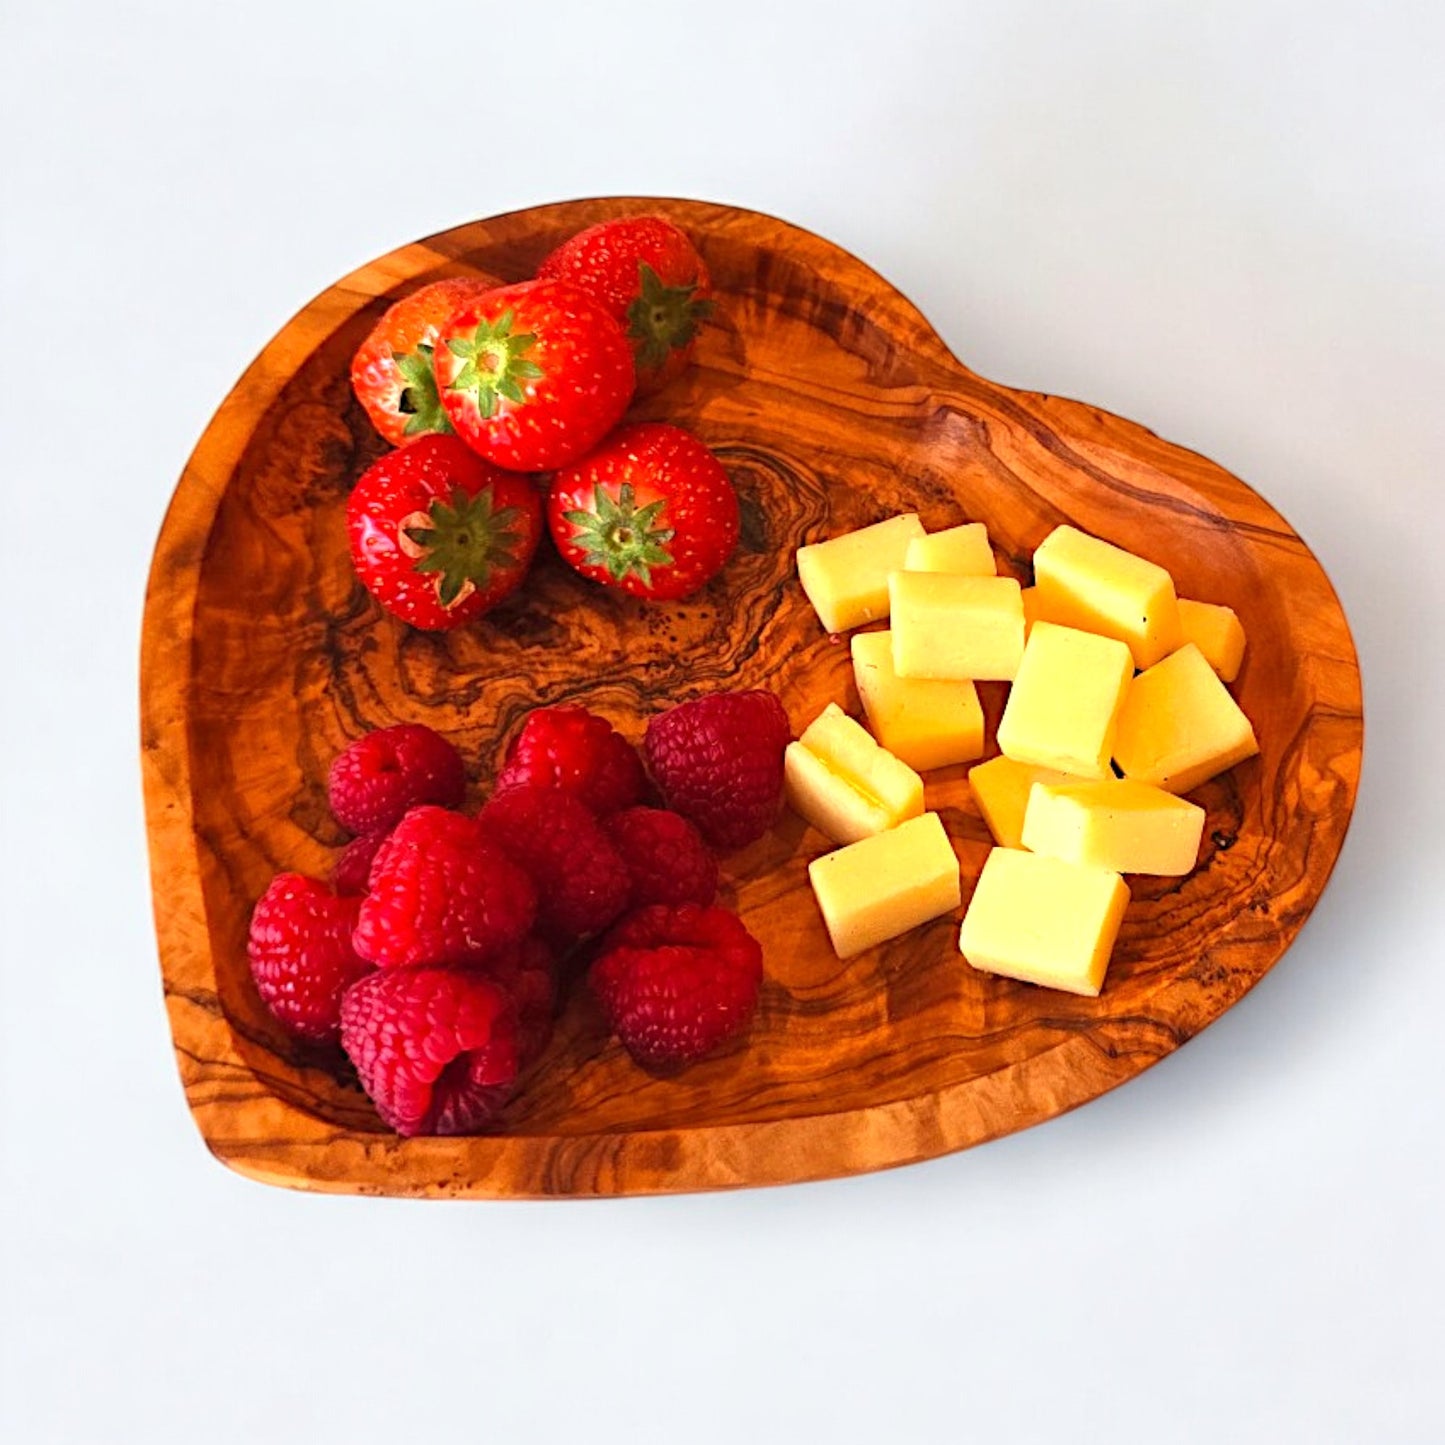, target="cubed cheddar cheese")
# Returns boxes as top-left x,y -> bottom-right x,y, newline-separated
967,755 -> 1088,849
796,513 -> 925,634
959,847 -> 1130,997
1113,643 -> 1259,794
996,621 -> 1134,778
808,812 -> 961,960
851,630 -> 985,772
1032,524 -> 1183,668
1021,778 -> 1205,876
1178,598 -> 1247,683
784,702 -> 924,845
903,523 -> 996,576
888,572 -> 1025,681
